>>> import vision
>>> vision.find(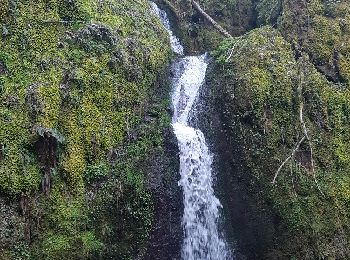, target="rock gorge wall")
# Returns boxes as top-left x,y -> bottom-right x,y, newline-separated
0,0 -> 182,259
206,0 -> 350,259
